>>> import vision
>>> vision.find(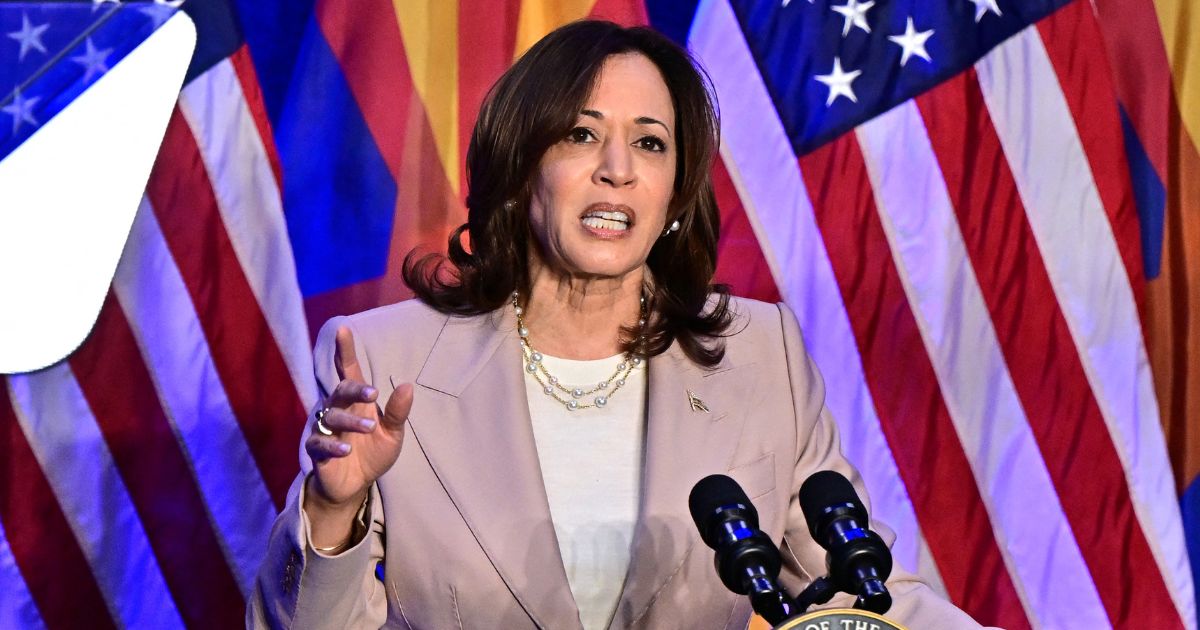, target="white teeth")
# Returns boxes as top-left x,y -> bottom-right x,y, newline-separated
583,210 -> 630,223
582,217 -> 629,231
